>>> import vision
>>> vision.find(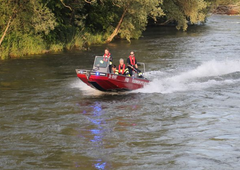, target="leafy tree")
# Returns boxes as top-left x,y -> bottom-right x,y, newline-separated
0,0 -> 17,46
0,0 -> 220,59
162,0 -> 208,31
43,0 -> 89,48
84,0 -> 119,34
31,1 -> 56,35
106,0 -> 164,42
0,0 -> 56,56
